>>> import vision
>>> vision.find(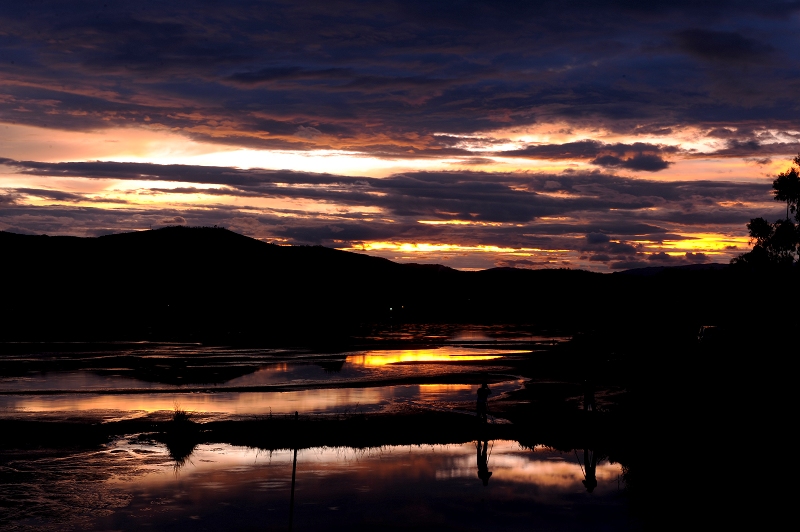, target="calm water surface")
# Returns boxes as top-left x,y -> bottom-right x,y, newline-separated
0,380 -> 527,420
2,439 -> 631,531
0,346 -> 531,420
0,332 -> 638,531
